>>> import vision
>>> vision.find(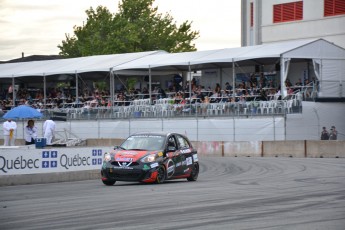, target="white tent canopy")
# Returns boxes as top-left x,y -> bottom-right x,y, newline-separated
0,51 -> 166,78
1,38 -> 345,98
